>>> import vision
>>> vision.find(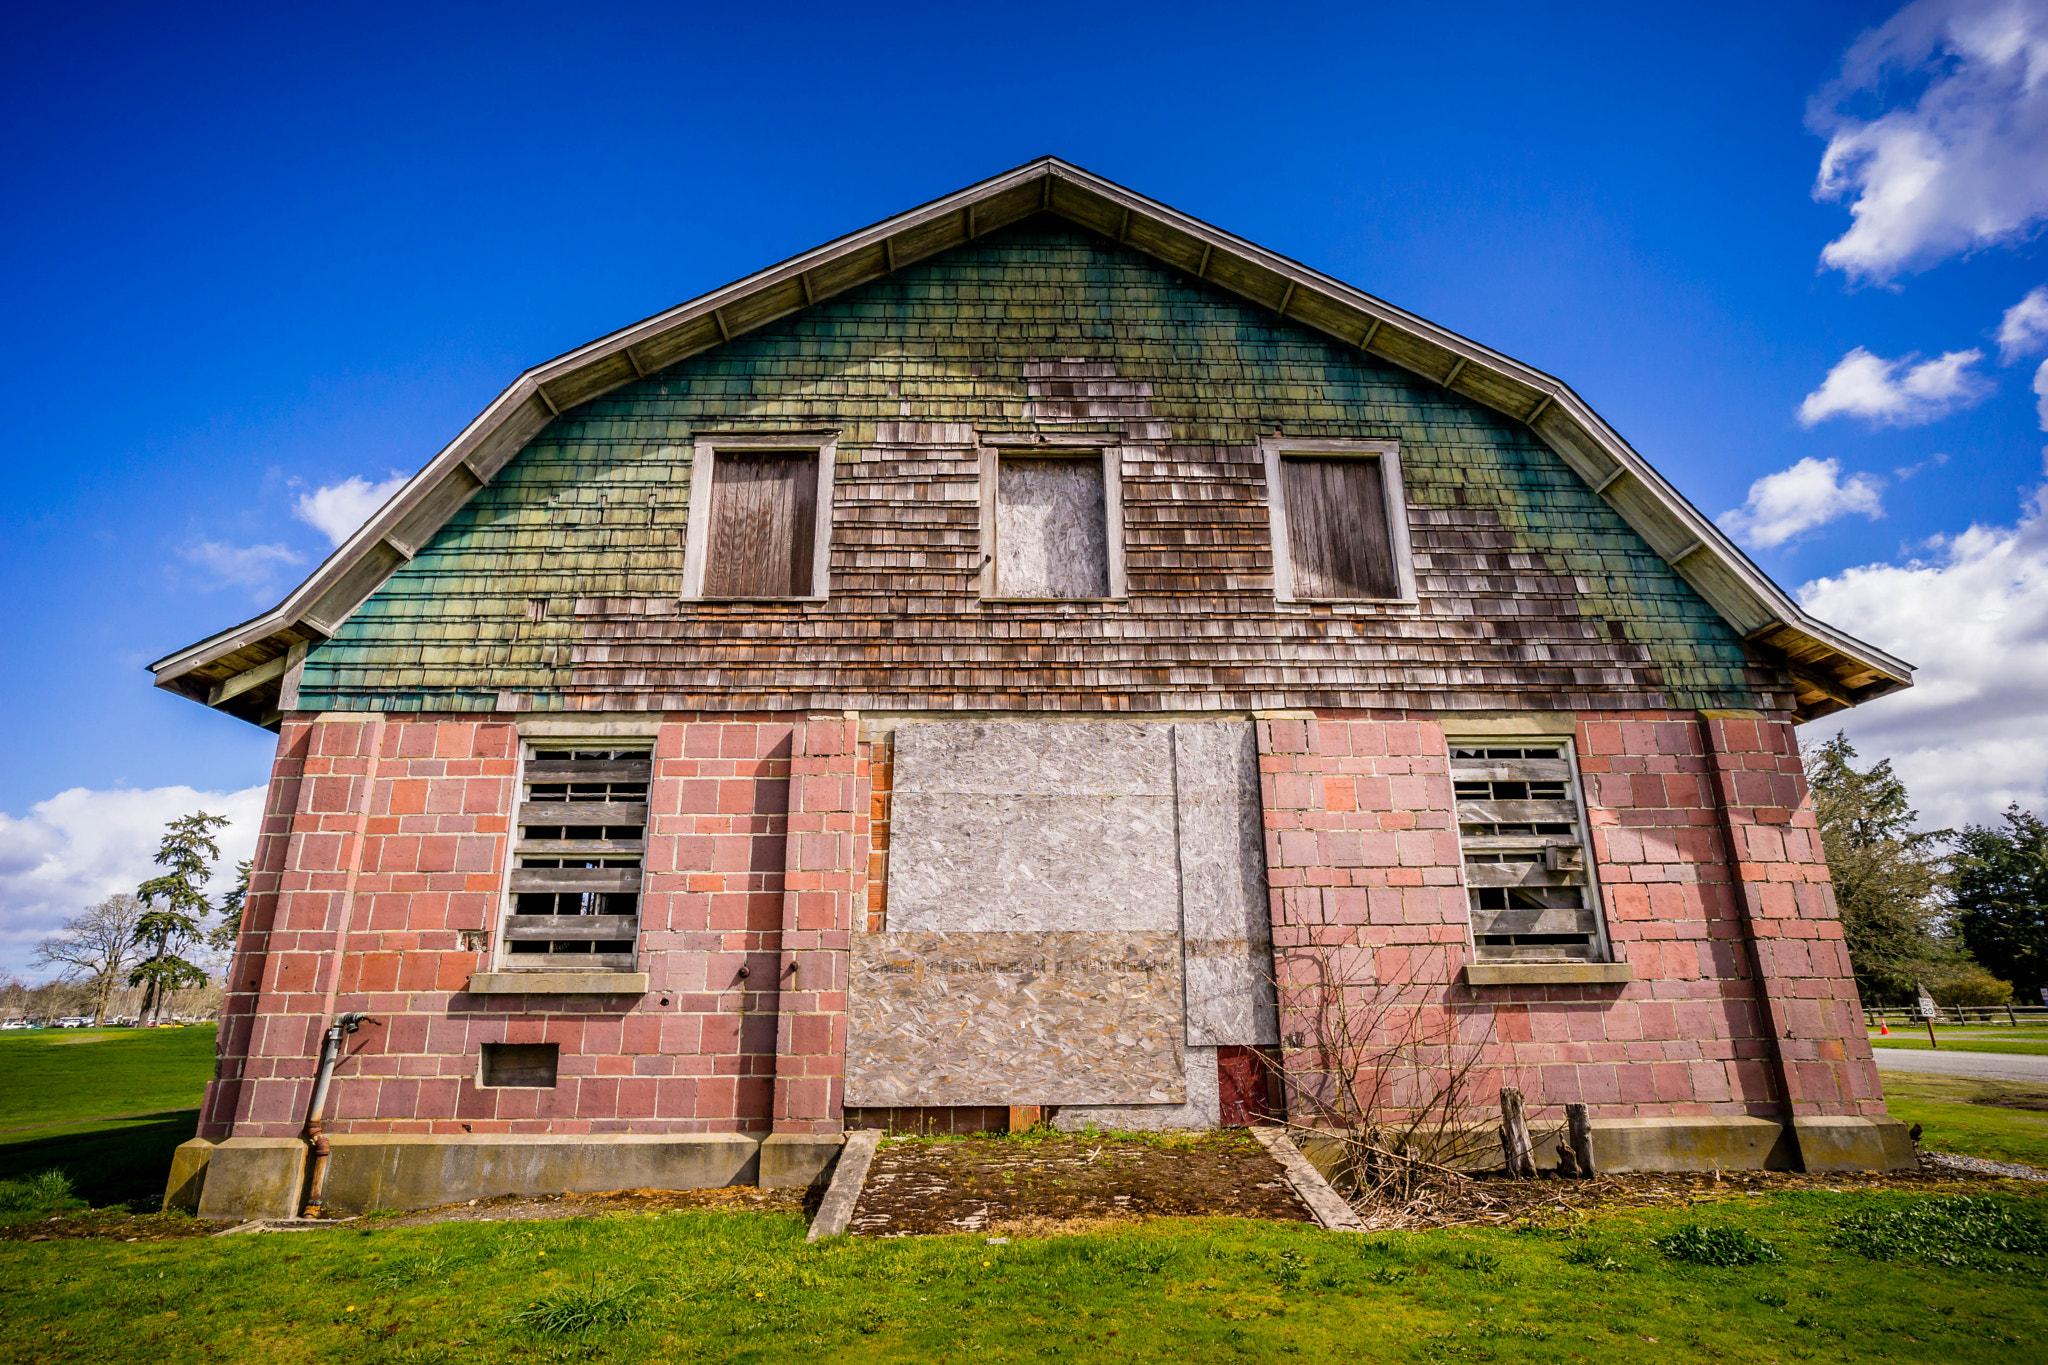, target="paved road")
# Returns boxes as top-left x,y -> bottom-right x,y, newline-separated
1870,1046 -> 2048,1084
